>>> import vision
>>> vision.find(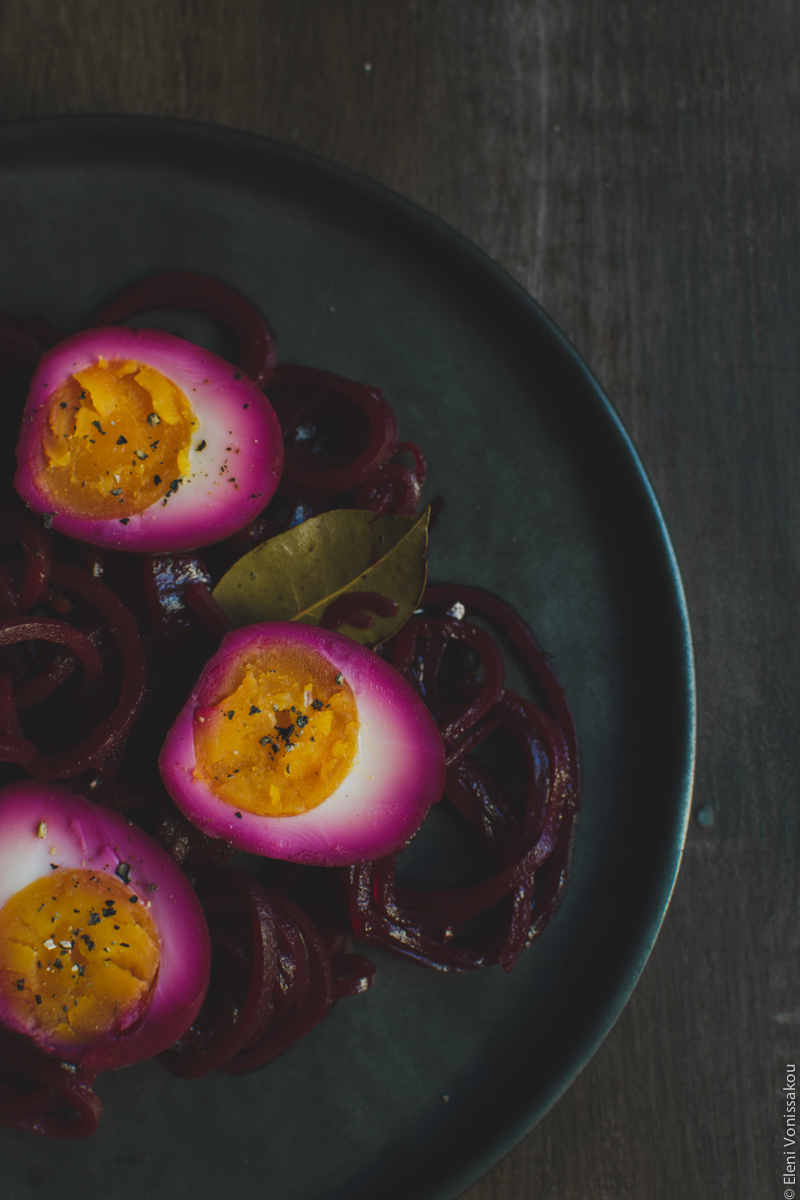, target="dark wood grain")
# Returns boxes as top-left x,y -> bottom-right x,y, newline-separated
0,1 -> 794,1196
